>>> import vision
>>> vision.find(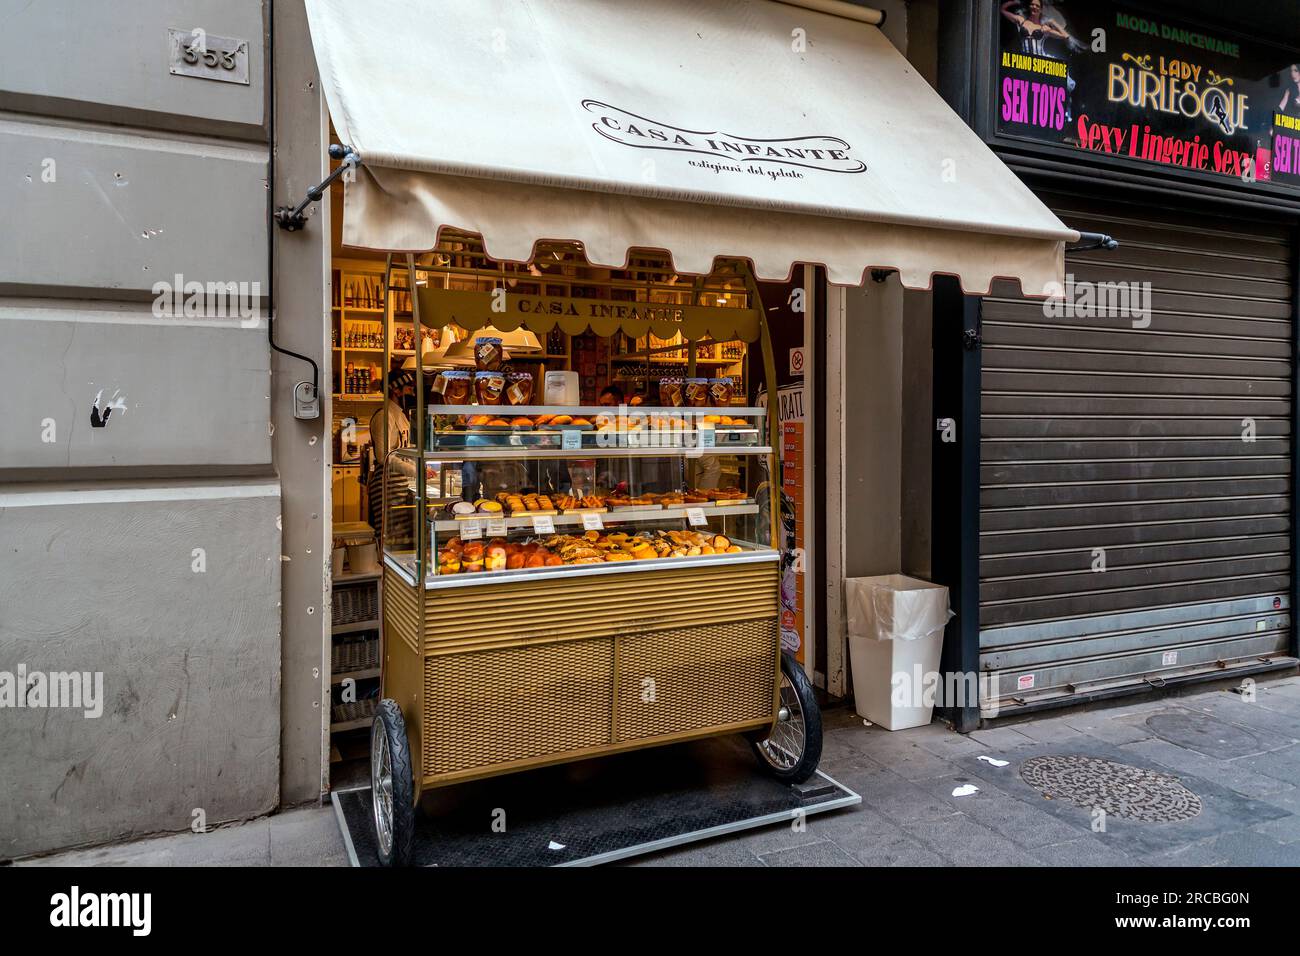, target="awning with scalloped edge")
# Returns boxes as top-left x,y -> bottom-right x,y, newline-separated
306,0 -> 1076,294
